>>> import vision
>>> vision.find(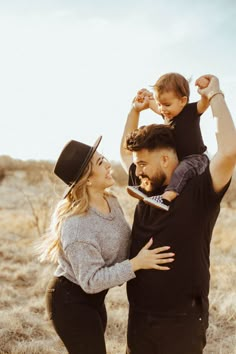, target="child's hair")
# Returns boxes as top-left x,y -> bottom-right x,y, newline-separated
153,73 -> 190,102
